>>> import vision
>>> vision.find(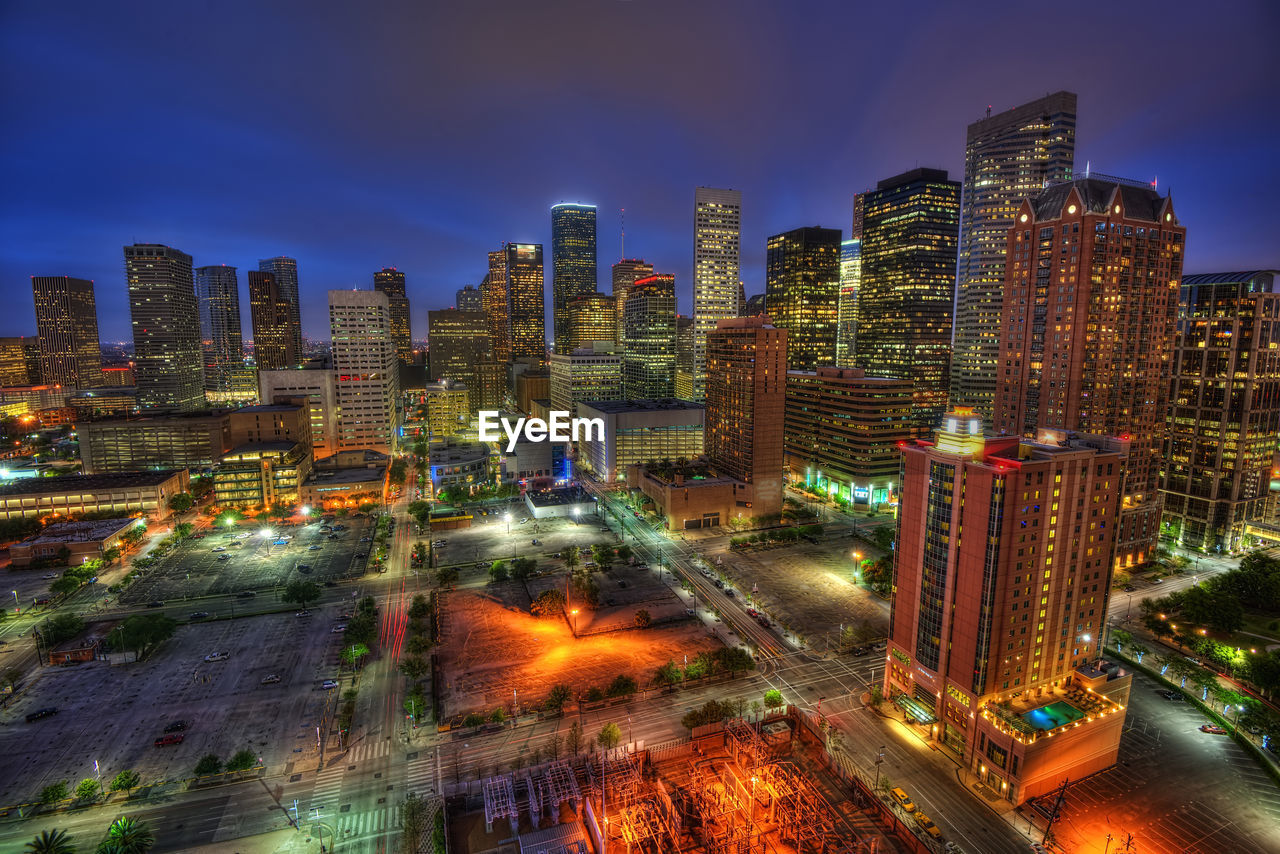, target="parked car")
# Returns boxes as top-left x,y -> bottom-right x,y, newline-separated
261,674 -> 281,684
204,651 -> 228,662
297,564 -> 312,573
322,679 -> 339,689
889,787 -> 916,812
163,720 -> 188,732
212,546 -> 226,552
189,611 -> 210,620
914,813 -> 942,840
852,647 -> 870,657
237,591 -> 256,598
295,610 -> 312,617
309,545 -> 322,550
685,609 -> 696,617
26,707 -> 58,723
154,734 -> 184,747
217,554 -> 231,561
1200,724 -> 1228,735
147,601 -> 165,608
332,625 -> 347,633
